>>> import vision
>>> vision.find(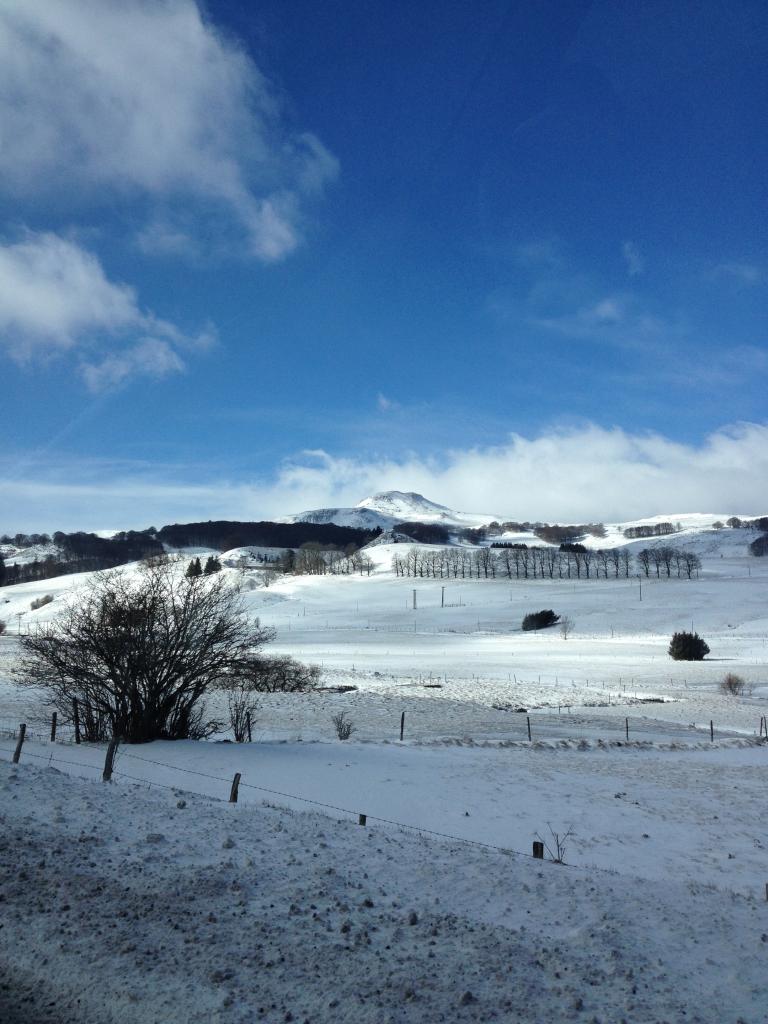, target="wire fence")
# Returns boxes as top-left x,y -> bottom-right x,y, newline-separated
0,737 -> 529,862
2,713 -> 766,878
